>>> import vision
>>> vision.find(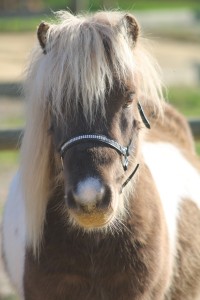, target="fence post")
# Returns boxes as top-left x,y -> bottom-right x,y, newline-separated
70,0 -> 88,13
0,129 -> 23,151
